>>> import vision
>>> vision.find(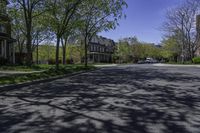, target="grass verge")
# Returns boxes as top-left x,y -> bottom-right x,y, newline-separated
0,65 -> 96,85
0,64 -> 54,72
